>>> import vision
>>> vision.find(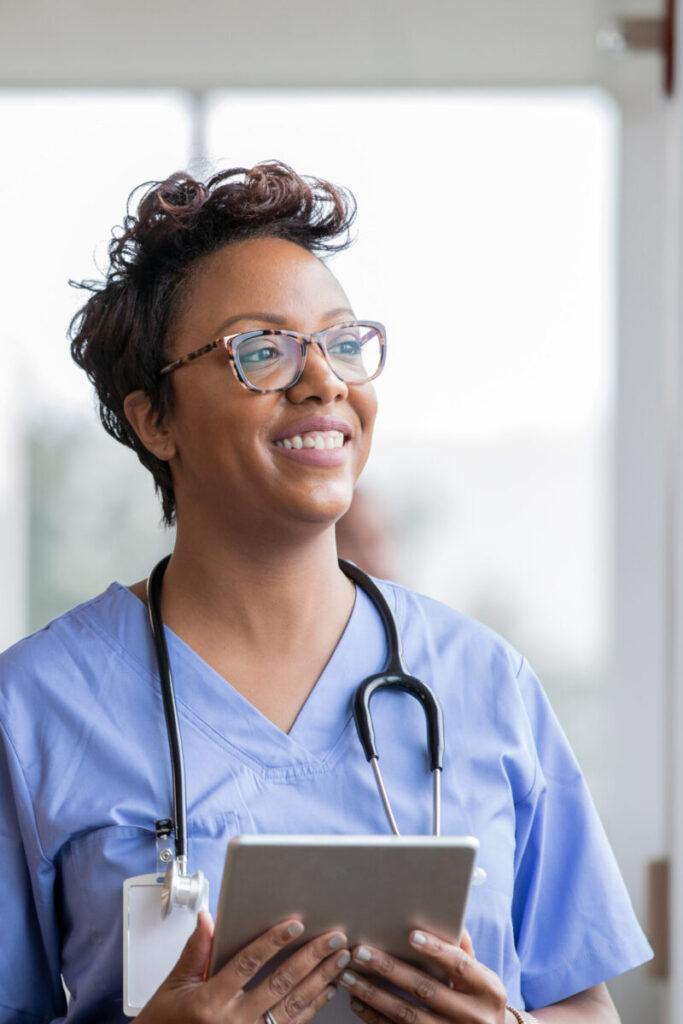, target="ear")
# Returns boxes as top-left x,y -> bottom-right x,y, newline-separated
123,390 -> 177,462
